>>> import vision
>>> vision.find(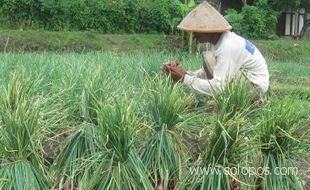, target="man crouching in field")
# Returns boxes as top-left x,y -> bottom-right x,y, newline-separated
162,2 -> 269,105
